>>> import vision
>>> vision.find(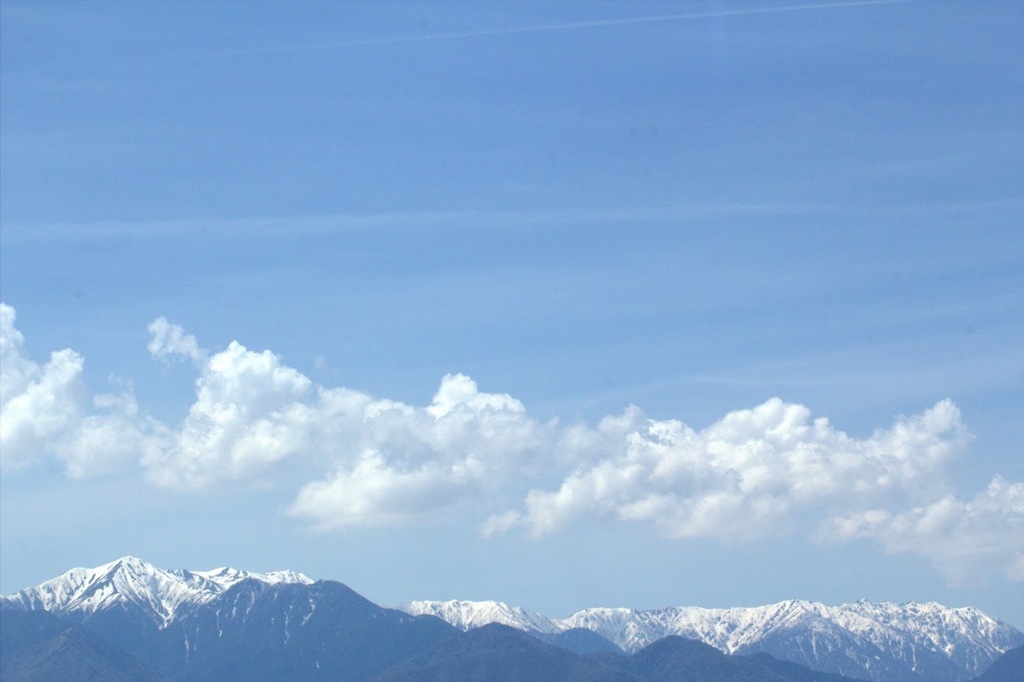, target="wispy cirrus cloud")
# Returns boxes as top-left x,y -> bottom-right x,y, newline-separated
0,204 -> 838,242
211,0 -> 909,56
1,300 -> 1021,583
